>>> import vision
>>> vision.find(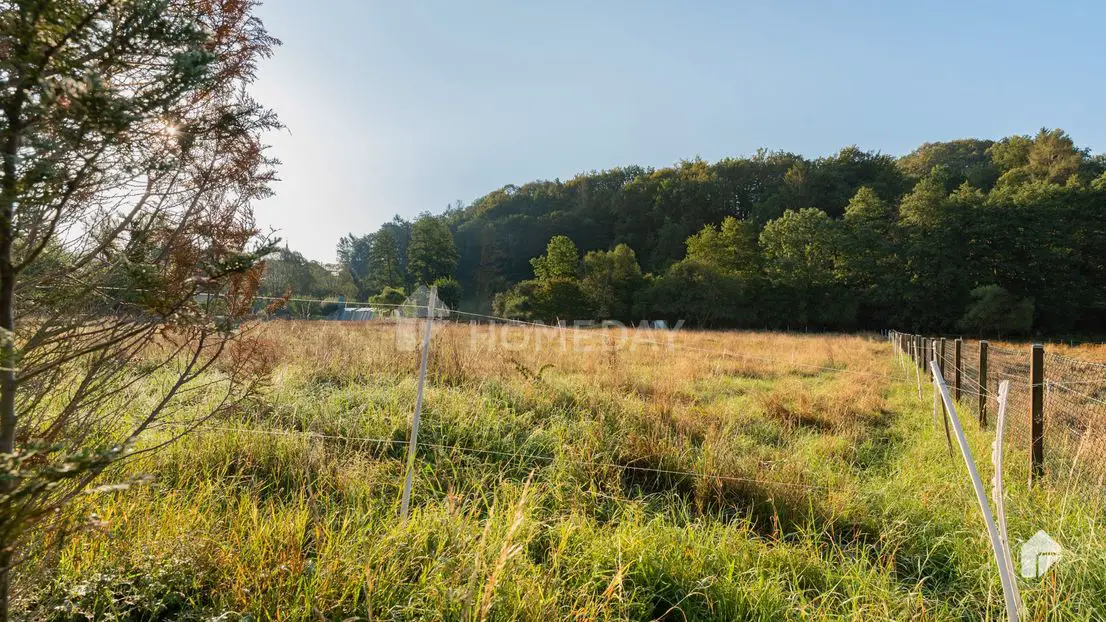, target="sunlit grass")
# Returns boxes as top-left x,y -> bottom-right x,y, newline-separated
16,322 -> 1106,620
